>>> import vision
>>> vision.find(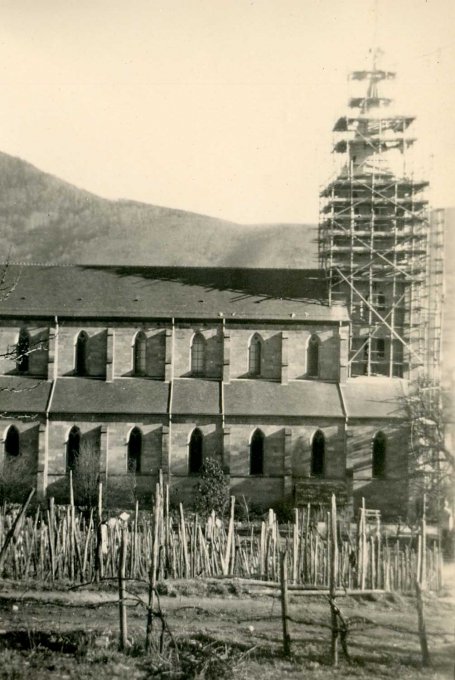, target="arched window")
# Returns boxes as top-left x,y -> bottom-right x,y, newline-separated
250,429 -> 264,475
4,426 -> 20,457
248,334 -> 262,376
189,428 -> 203,474
75,331 -> 88,376
307,335 -> 320,378
127,427 -> 142,473
372,431 -> 386,478
191,333 -> 205,376
133,332 -> 147,376
16,327 -> 30,373
67,426 -> 81,472
311,430 -> 325,477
